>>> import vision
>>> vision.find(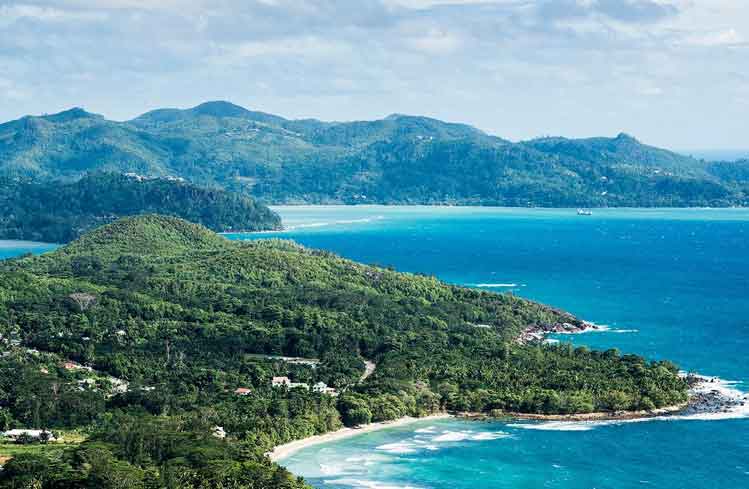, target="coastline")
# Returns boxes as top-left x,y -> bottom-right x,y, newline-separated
457,403 -> 688,422
268,413 -> 452,462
